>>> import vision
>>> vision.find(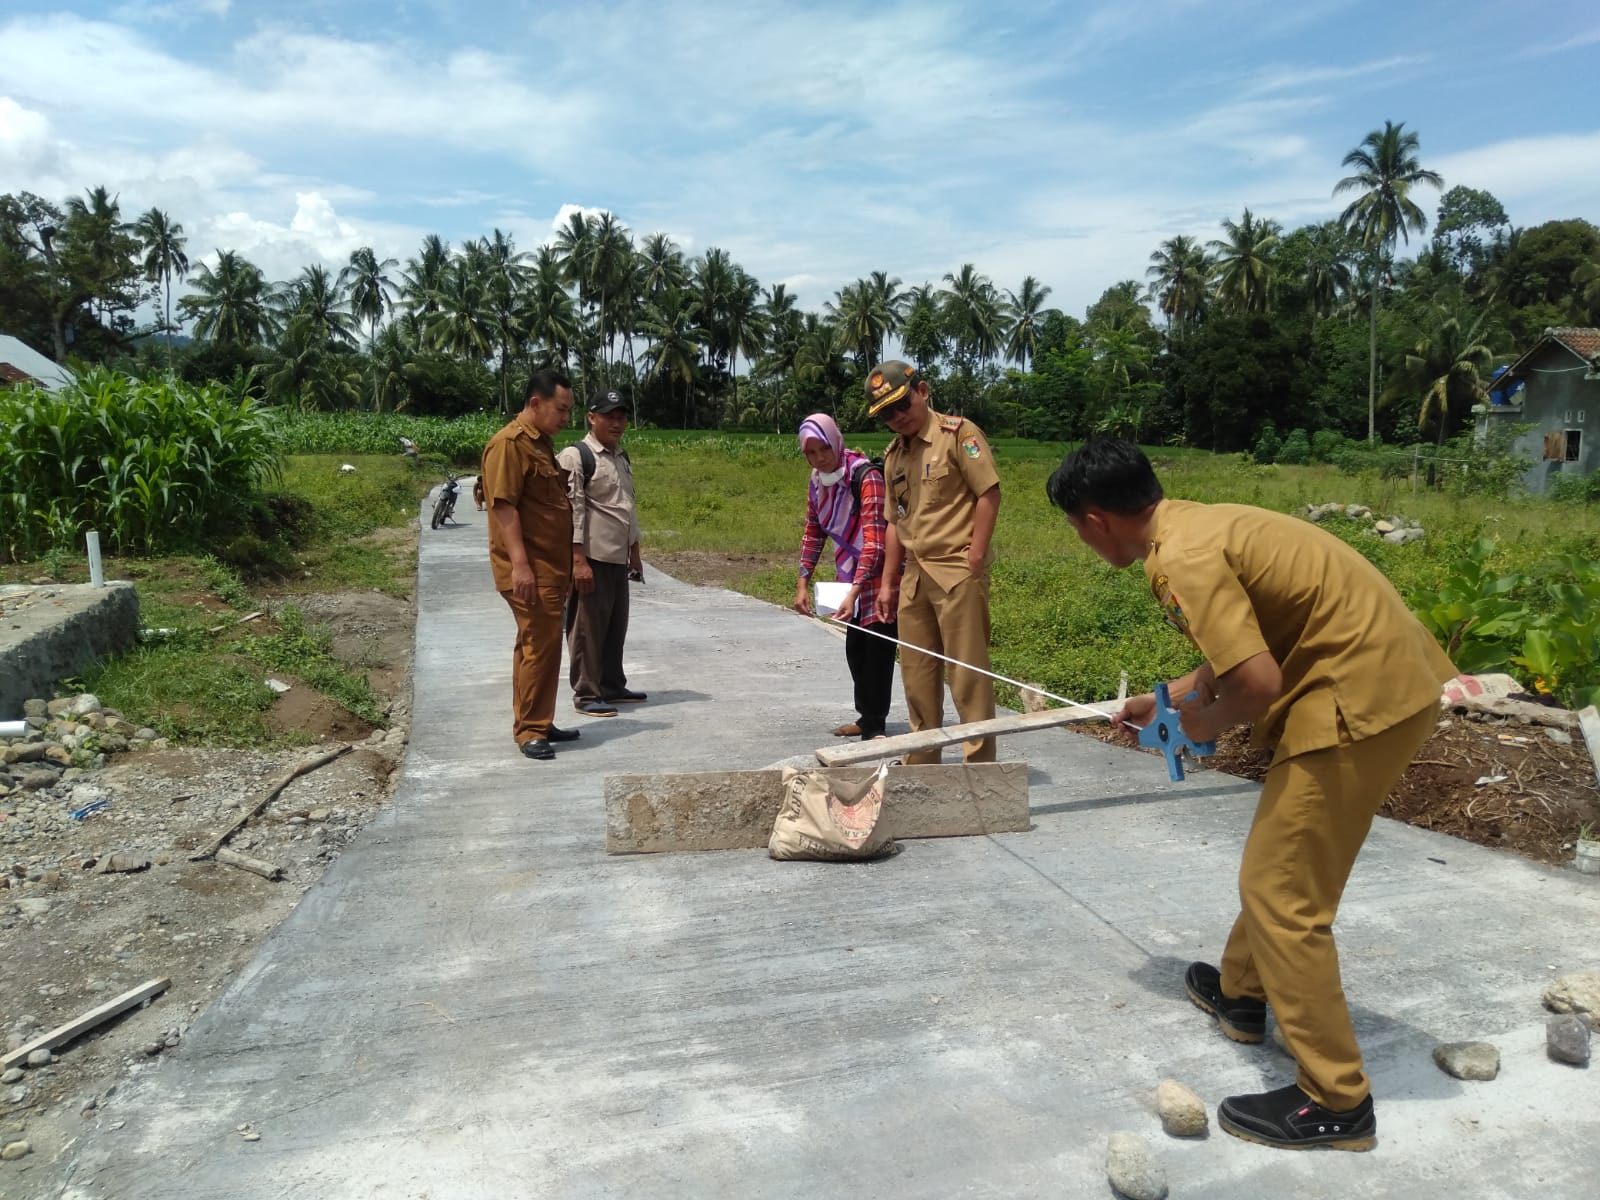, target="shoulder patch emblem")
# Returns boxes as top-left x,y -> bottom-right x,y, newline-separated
939,414 -> 964,433
961,435 -> 981,459
1152,573 -> 1190,636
